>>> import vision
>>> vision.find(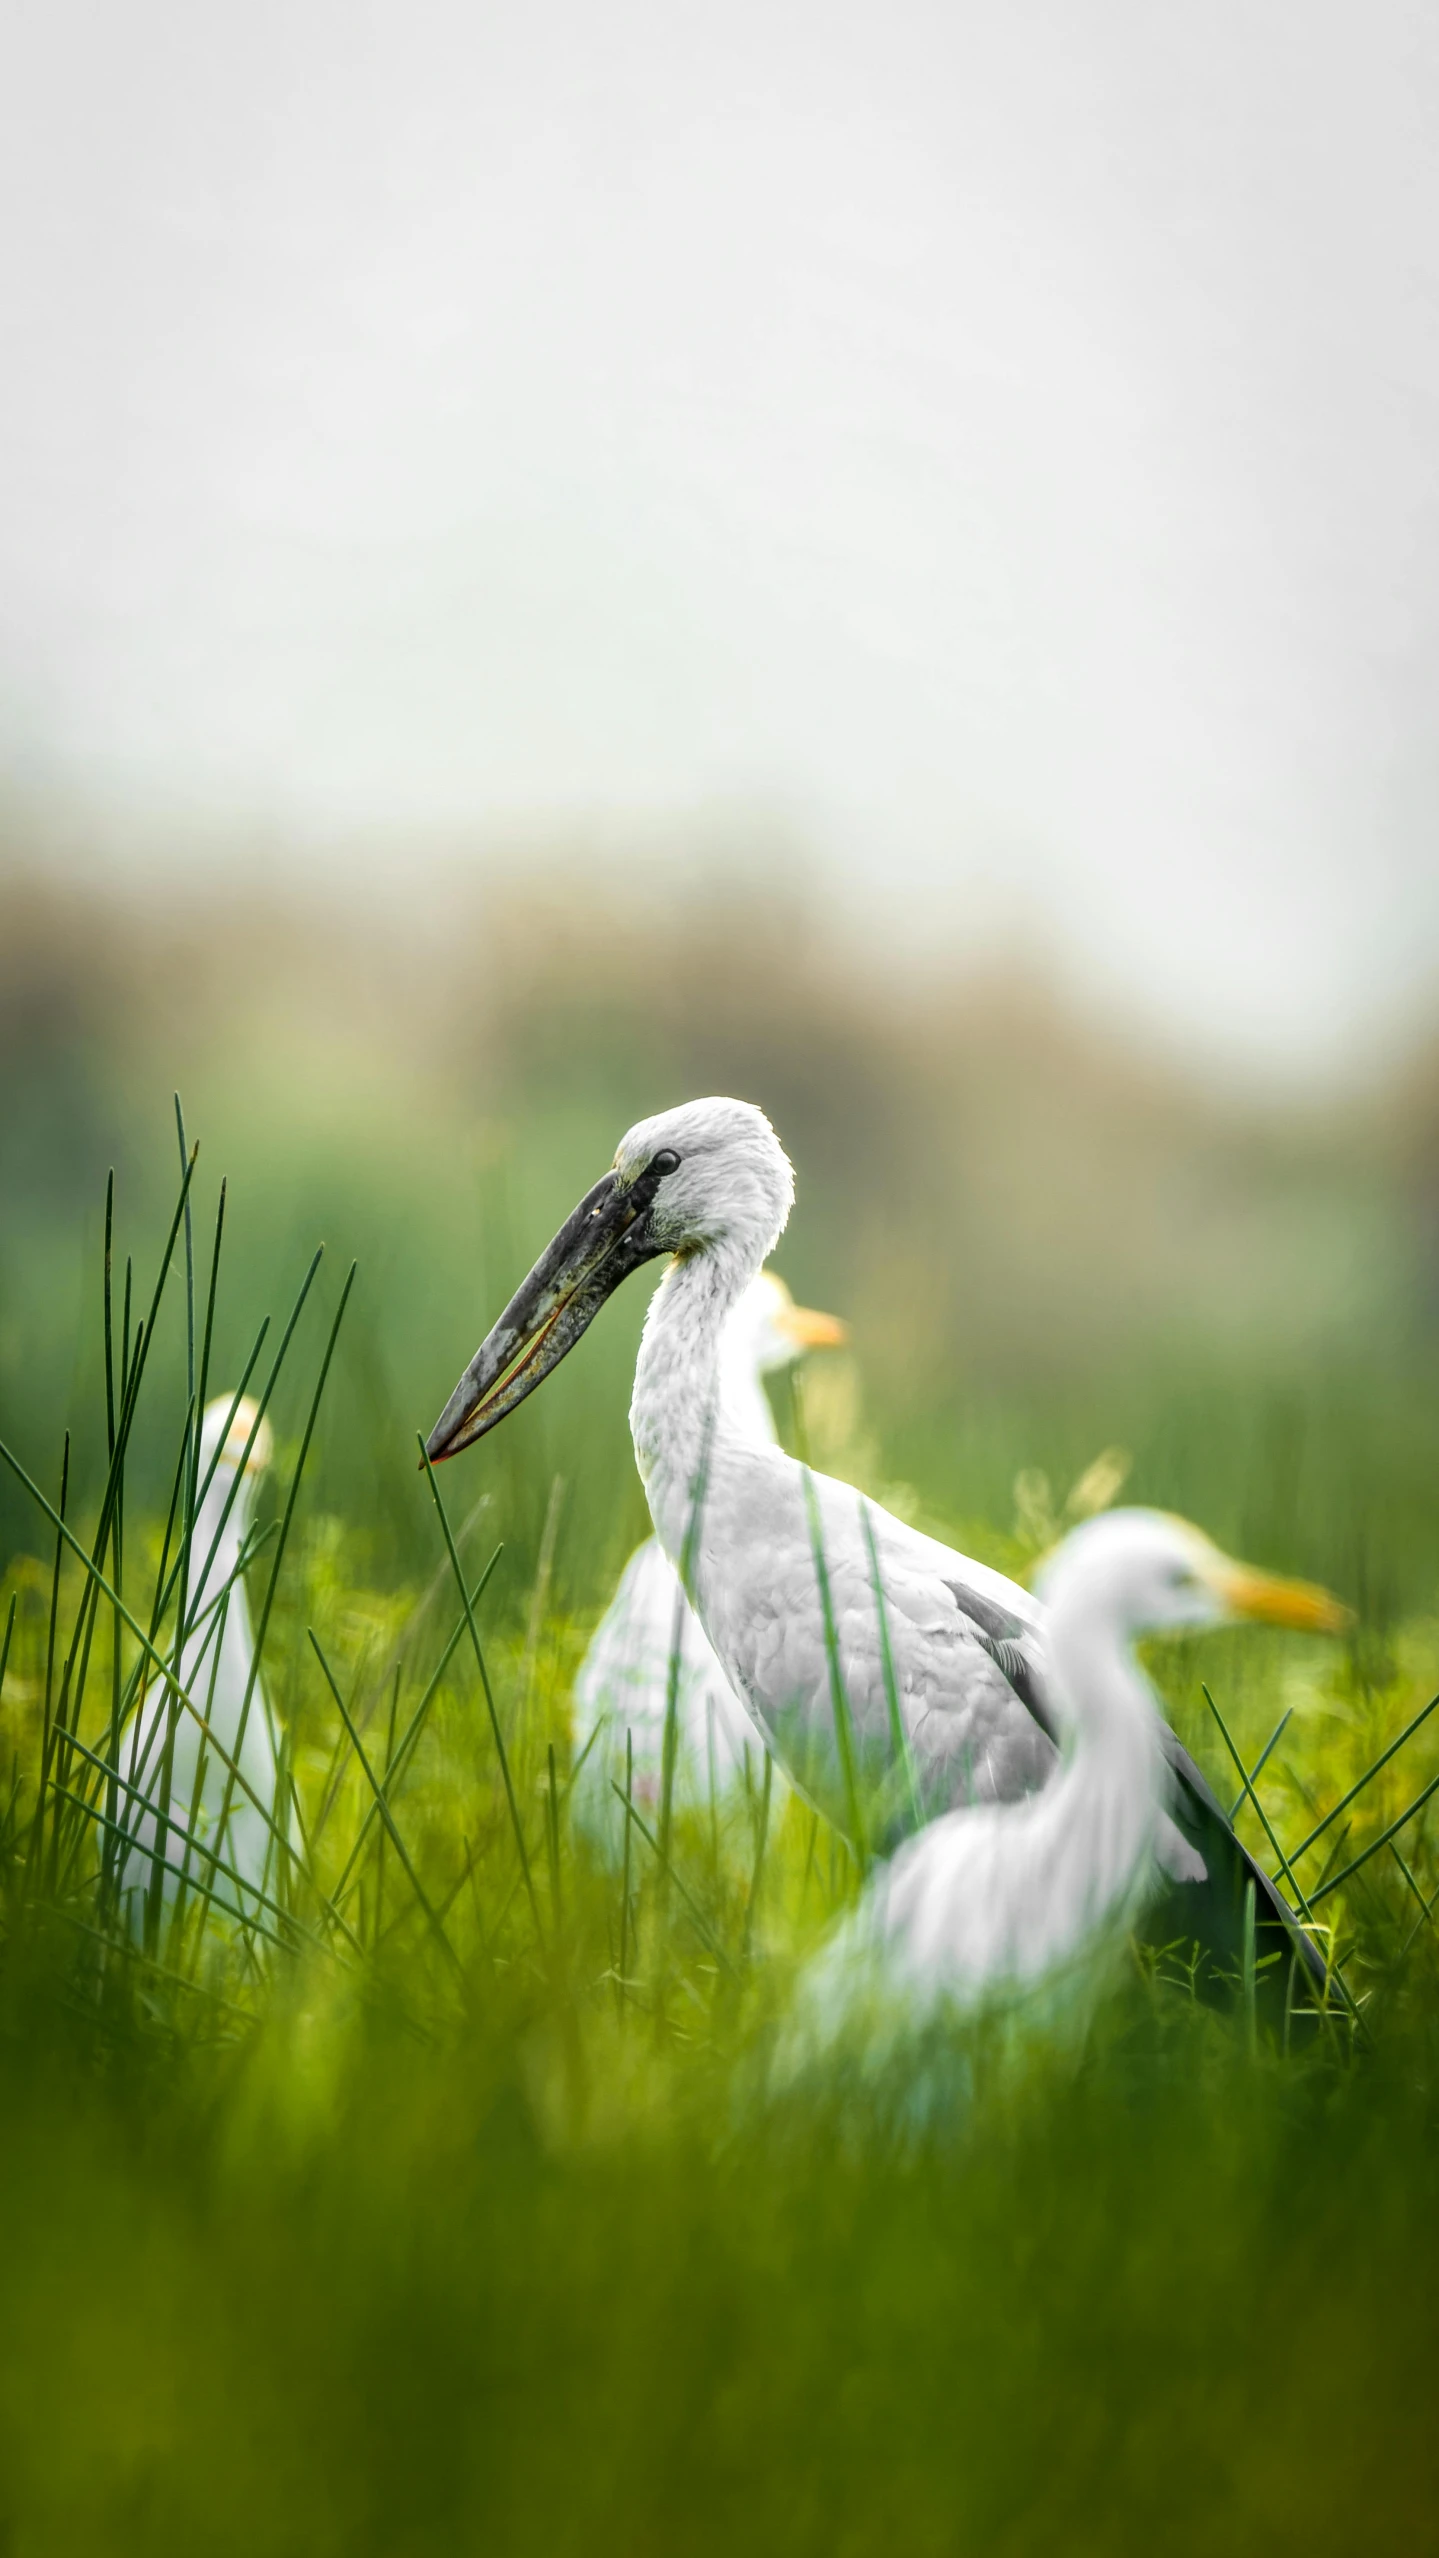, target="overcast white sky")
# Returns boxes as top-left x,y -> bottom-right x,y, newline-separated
2,0 -> 1437,1077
